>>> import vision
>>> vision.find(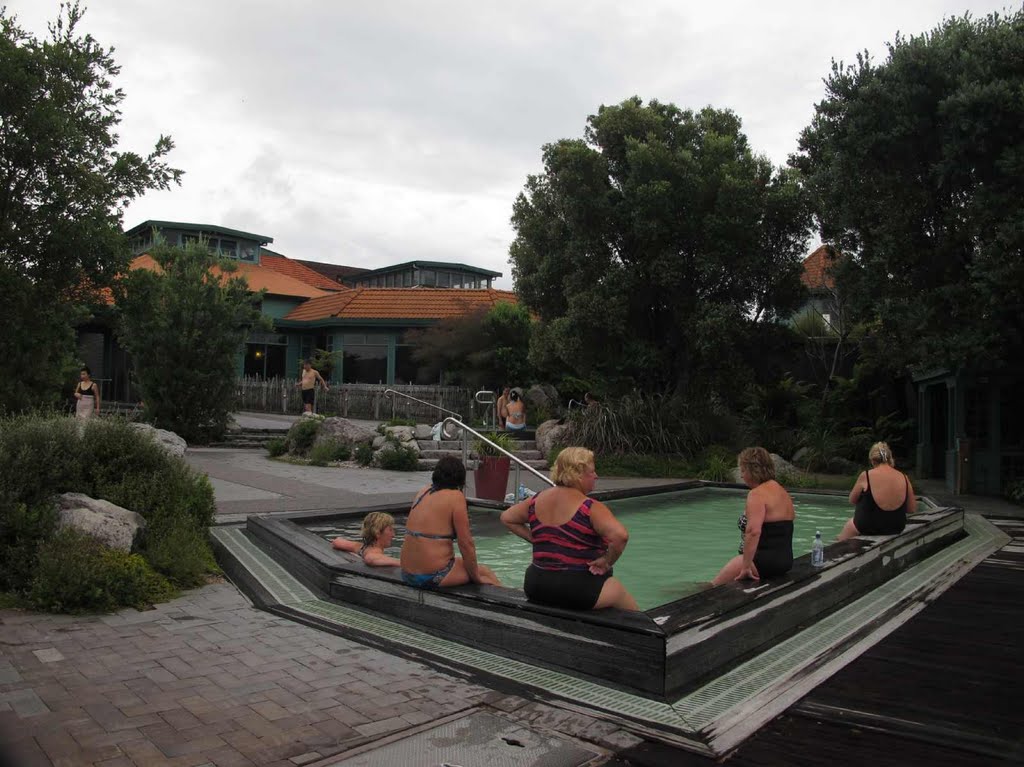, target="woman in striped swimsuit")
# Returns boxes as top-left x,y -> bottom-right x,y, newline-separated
501,447 -> 638,611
